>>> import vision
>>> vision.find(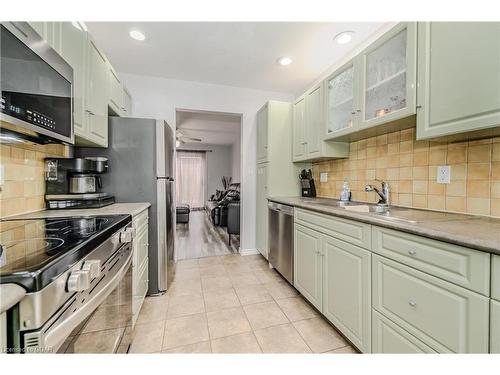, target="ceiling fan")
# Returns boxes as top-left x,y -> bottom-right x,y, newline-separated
176,130 -> 202,147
